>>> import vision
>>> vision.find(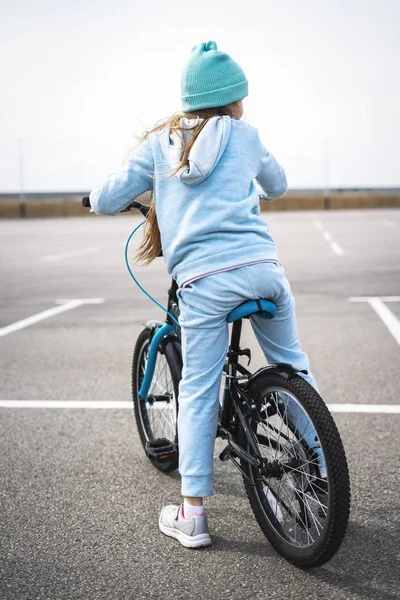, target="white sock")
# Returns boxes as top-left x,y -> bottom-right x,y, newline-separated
183,499 -> 205,519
